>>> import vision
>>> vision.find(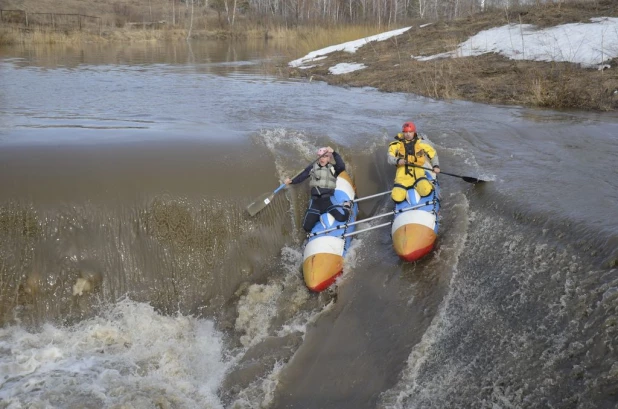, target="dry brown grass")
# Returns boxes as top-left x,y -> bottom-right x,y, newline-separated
0,22 -> 274,45
0,27 -> 106,44
294,25 -> 388,54
286,2 -> 618,111
0,26 -> 194,44
0,4 -> 386,45
0,0 -> 269,42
